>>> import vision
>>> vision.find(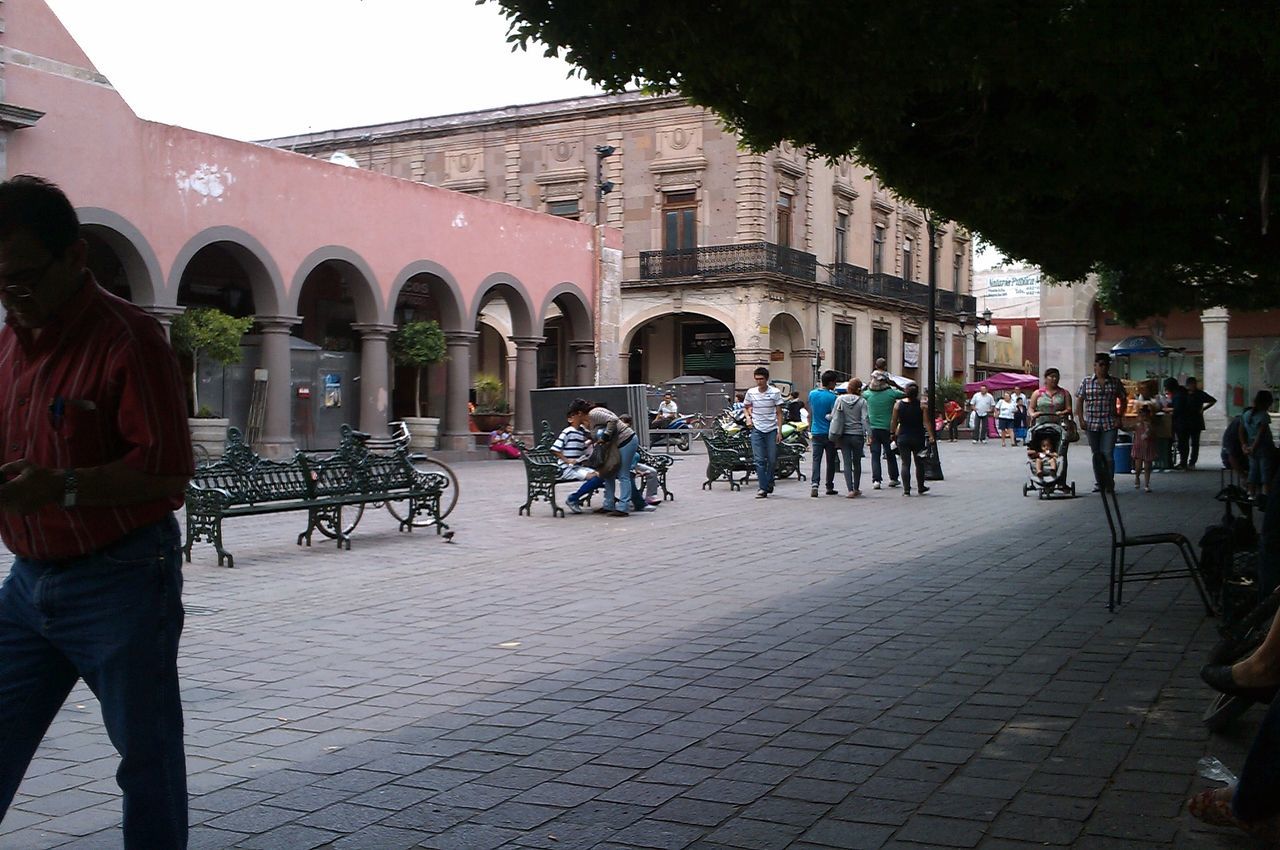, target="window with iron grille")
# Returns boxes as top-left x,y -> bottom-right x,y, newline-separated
834,322 -> 853,379
873,326 -> 890,365
547,199 -> 580,220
